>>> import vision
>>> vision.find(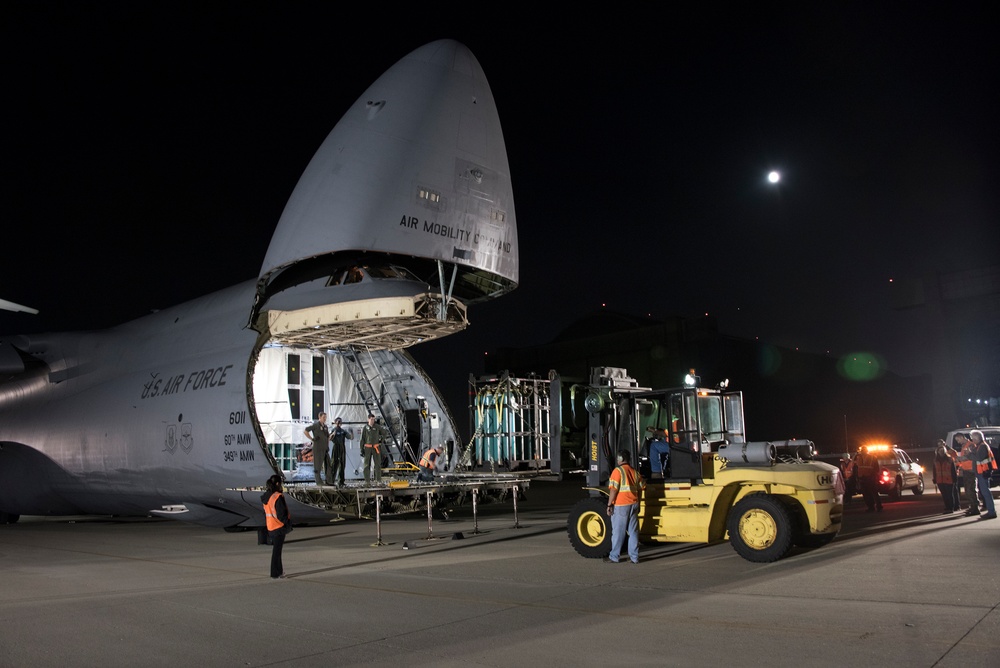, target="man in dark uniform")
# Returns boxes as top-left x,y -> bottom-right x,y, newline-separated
329,417 -> 352,487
